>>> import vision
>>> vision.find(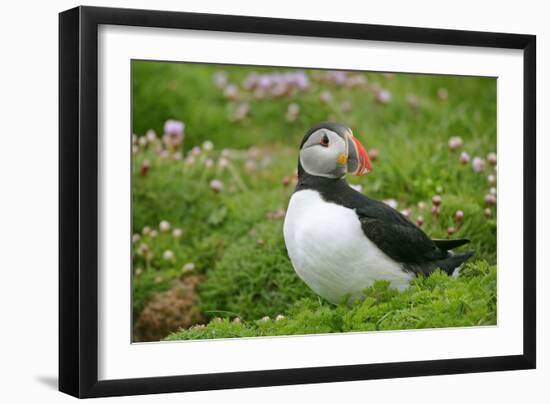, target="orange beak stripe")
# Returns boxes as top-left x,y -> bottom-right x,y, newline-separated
351,135 -> 372,175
